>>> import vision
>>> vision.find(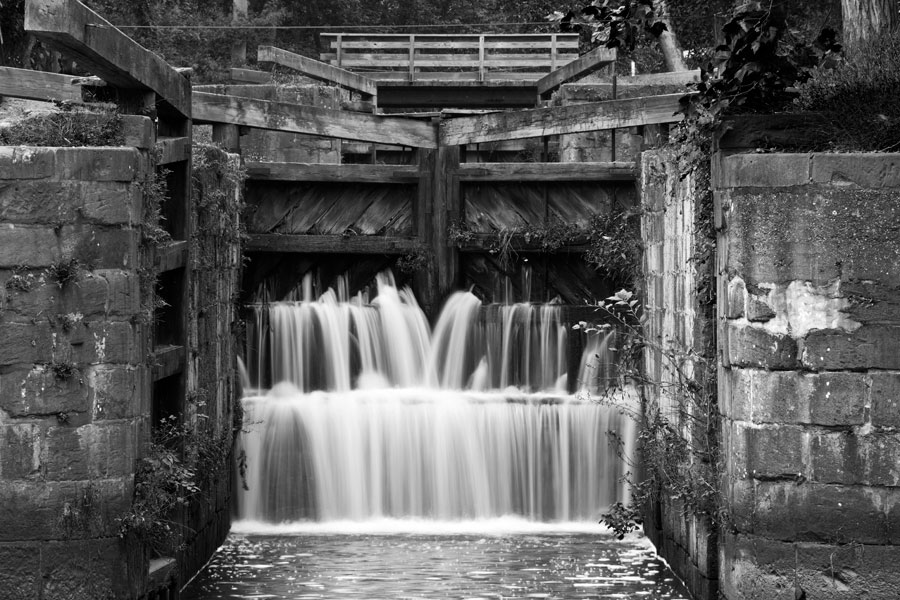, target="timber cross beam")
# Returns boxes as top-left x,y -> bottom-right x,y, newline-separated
439,93 -> 691,146
192,91 -> 438,148
24,0 -> 191,118
258,46 -> 377,99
